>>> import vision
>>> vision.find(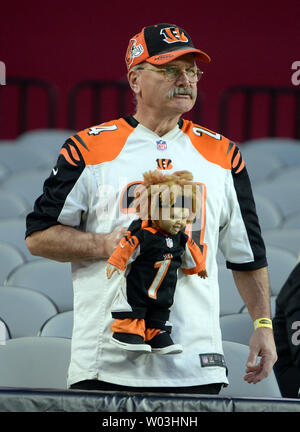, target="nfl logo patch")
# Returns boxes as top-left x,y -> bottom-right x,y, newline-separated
156,140 -> 167,150
166,238 -> 173,248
